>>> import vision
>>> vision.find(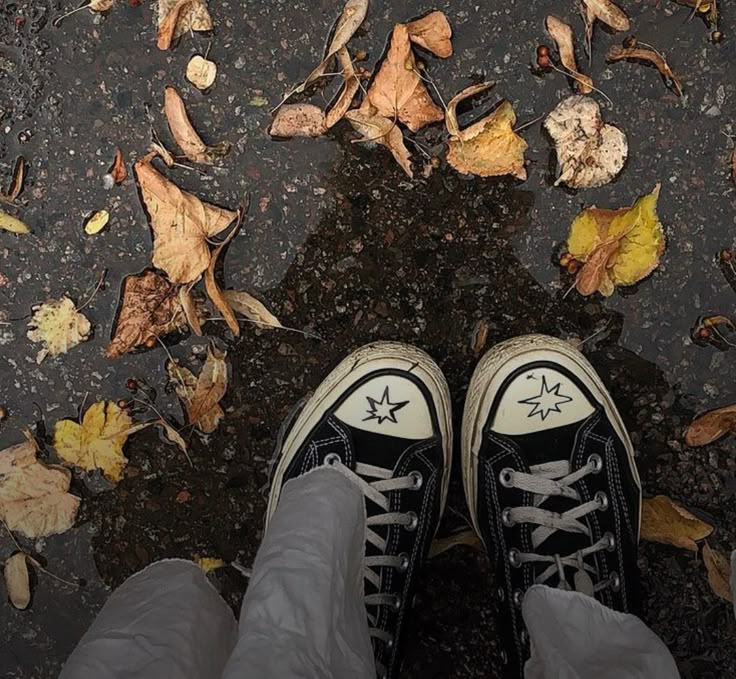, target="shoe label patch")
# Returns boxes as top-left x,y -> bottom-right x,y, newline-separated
518,374 -> 573,421
364,386 -> 409,425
